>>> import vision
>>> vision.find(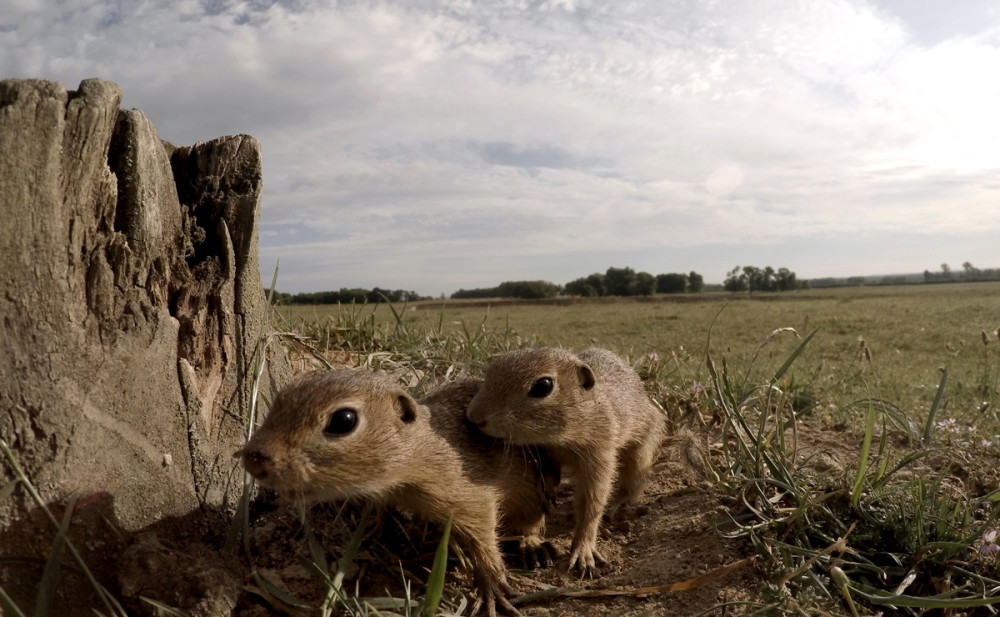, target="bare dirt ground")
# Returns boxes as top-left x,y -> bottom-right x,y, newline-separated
509,457 -> 762,616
